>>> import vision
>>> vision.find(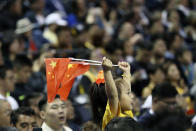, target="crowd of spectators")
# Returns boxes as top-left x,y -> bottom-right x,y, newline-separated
0,0 -> 196,130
